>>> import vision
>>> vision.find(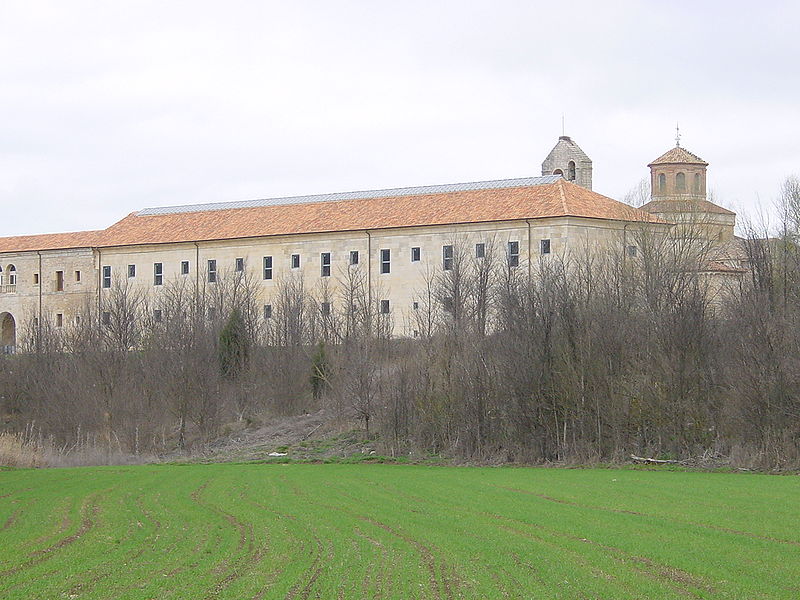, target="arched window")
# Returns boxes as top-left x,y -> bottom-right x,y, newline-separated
6,265 -> 16,286
553,169 -> 563,176
0,266 -> 3,286
658,173 -> 666,192
567,161 -> 576,181
676,172 -> 686,192
694,173 -> 702,193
